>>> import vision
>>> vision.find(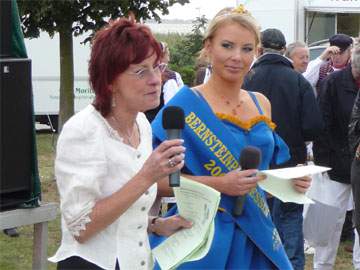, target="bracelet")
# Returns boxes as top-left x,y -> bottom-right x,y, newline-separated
149,217 -> 159,235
